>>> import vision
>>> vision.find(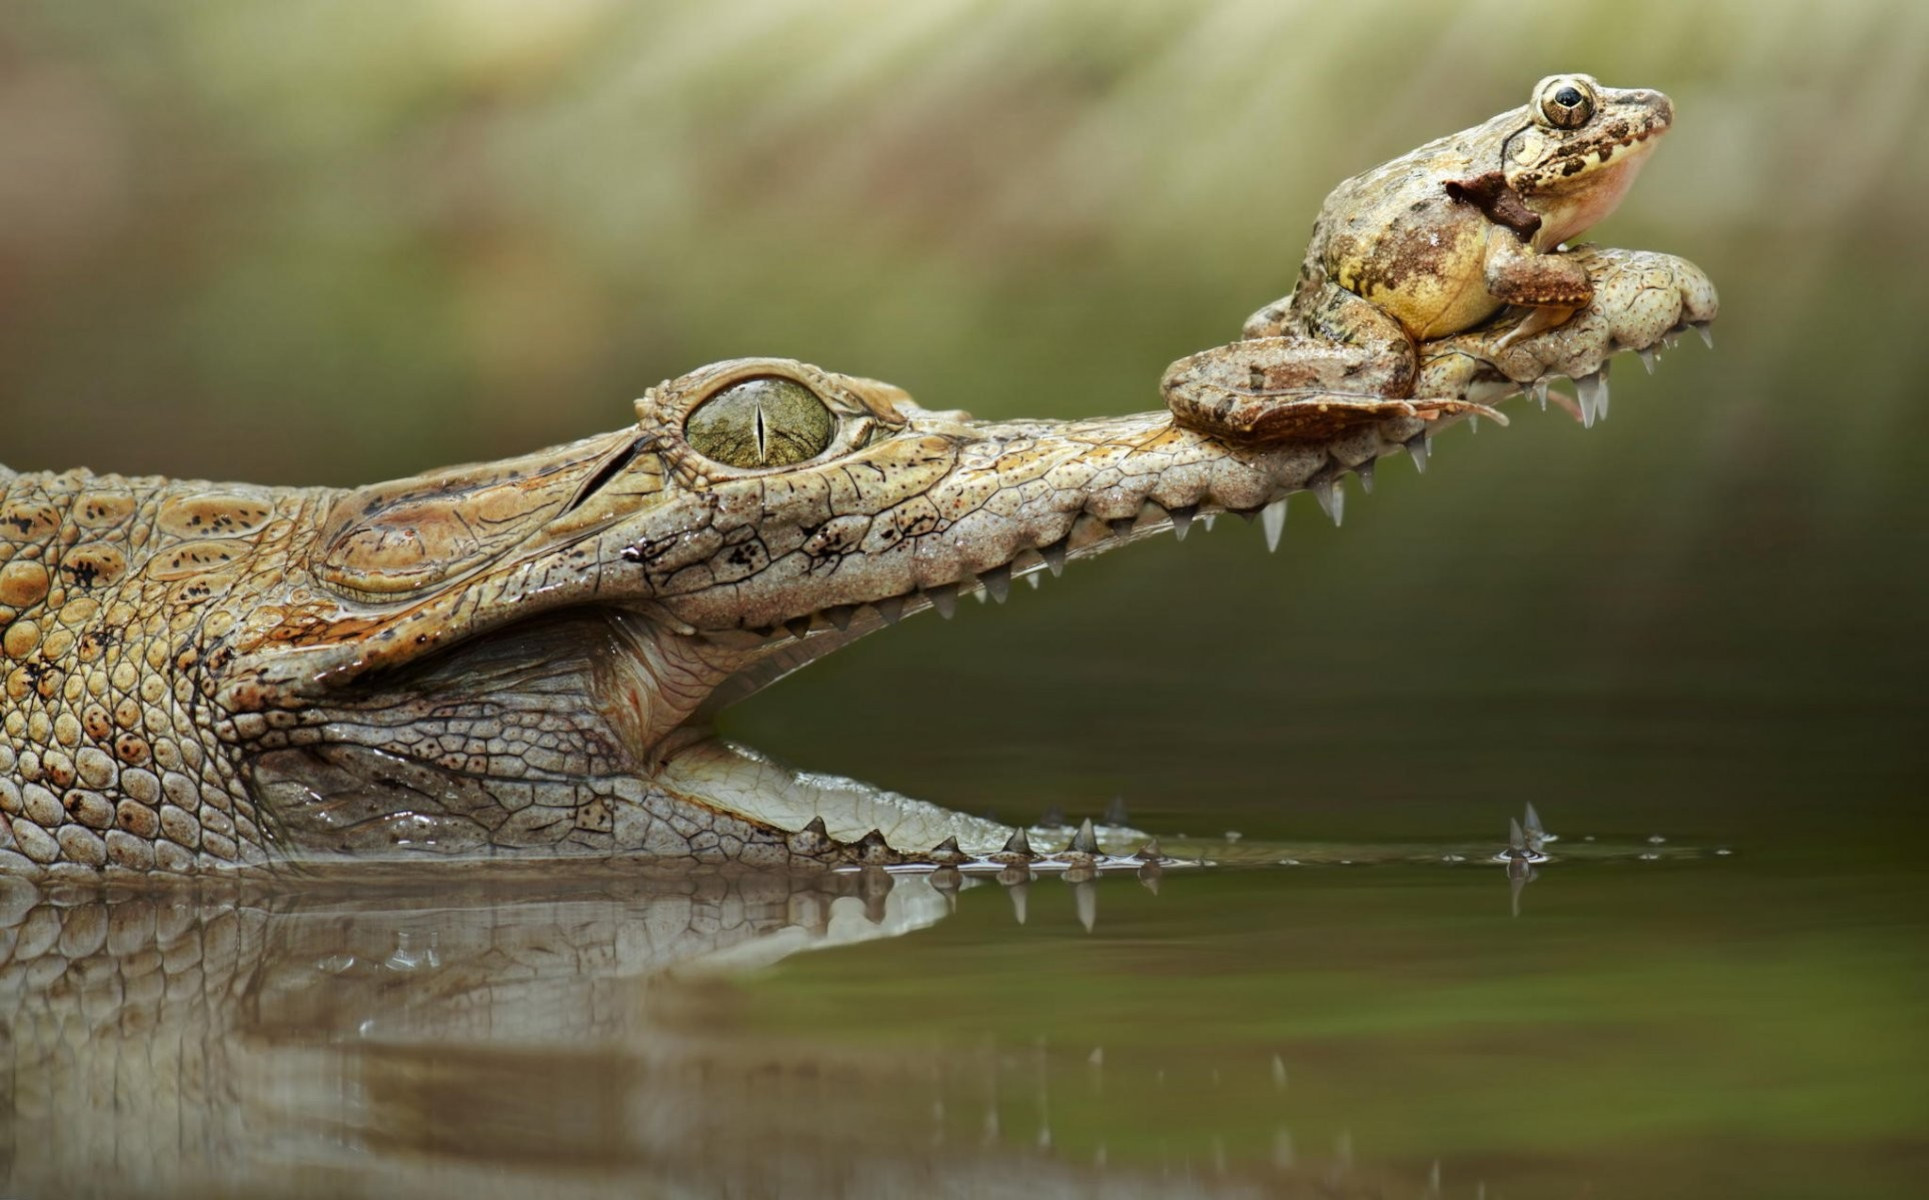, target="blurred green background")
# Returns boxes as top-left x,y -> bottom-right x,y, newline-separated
3,0 -> 1924,851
